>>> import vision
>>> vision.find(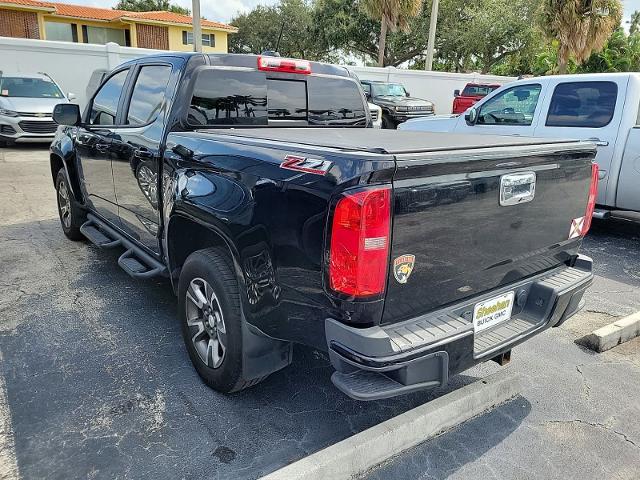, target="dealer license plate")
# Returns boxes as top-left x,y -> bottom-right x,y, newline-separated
473,291 -> 515,333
